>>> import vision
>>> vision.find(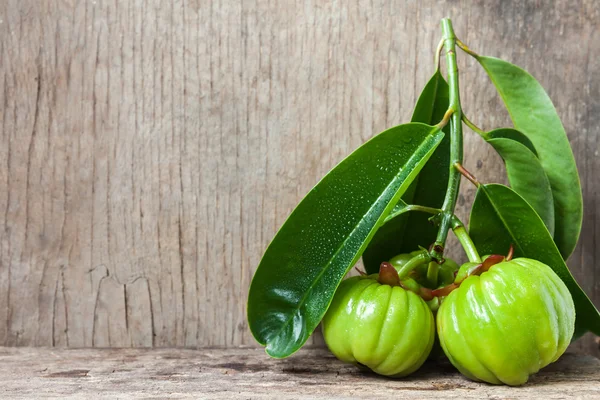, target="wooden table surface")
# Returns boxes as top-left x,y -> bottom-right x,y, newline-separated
0,347 -> 598,399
